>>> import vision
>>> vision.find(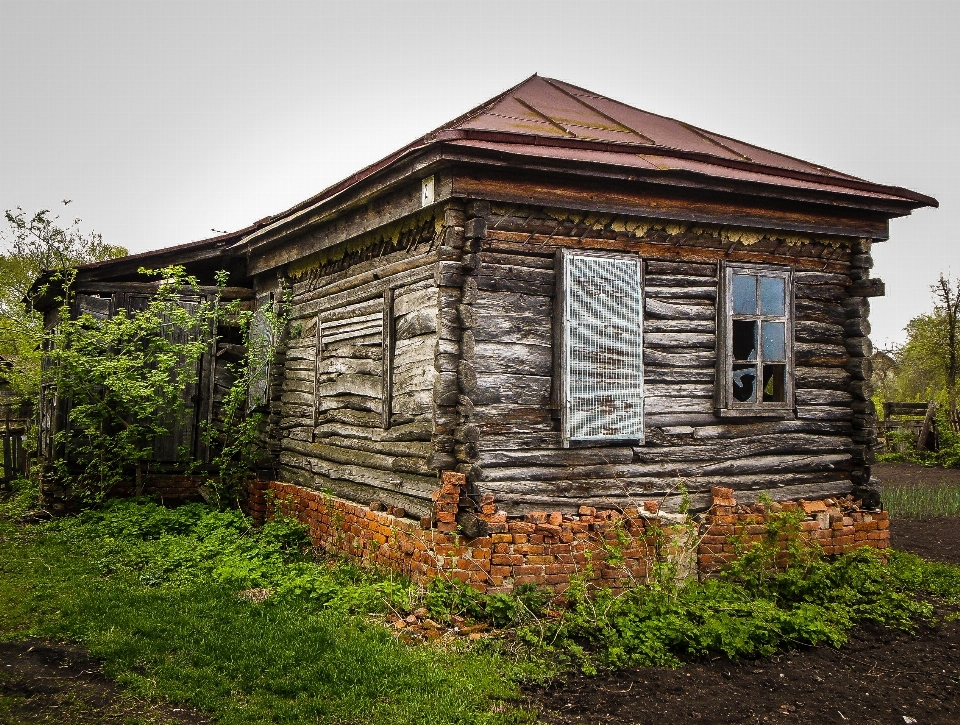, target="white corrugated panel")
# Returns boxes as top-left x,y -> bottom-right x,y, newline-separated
564,254 -> 644,443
